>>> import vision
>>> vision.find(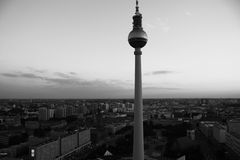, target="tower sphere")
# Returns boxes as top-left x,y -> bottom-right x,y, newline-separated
128,28 -> 148,48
